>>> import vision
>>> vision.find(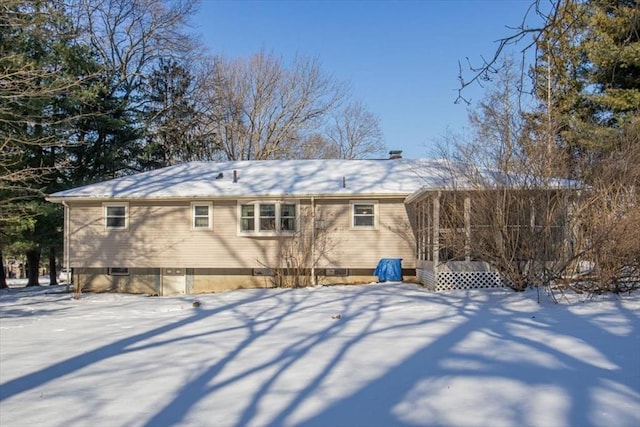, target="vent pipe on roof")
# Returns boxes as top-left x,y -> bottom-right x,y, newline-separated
233,170 -> 237,183
342,176 -> 346,188
389,150 -> 403,159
